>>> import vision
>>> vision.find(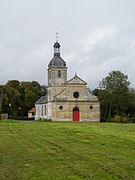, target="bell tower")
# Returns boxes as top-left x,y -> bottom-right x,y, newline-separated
48,41 -> 67,87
